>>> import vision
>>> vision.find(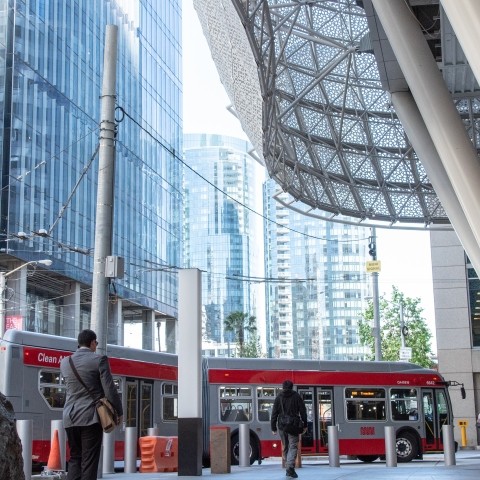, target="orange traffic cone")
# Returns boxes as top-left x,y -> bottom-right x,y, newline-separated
47,429 -> 62,471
